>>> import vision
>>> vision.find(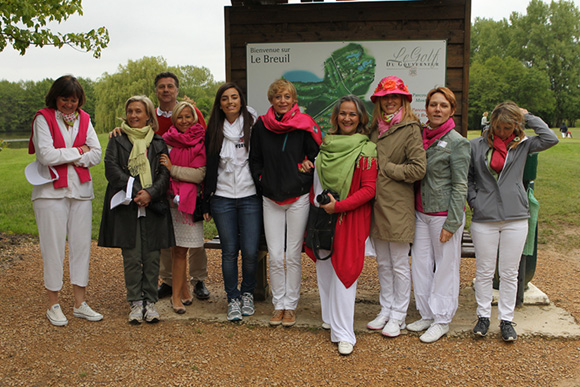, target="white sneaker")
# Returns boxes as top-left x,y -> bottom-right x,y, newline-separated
338,341 -> 354,356
129,301 -> 143,324
46,304 -> 68,327
382,318 -> 406,337
419,323 -> 449,343
73,302 -> 103,322
321,322 -> 331,330
144,302 -> 160,323
407,318 -> 434,332
367,314 -> 388,330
